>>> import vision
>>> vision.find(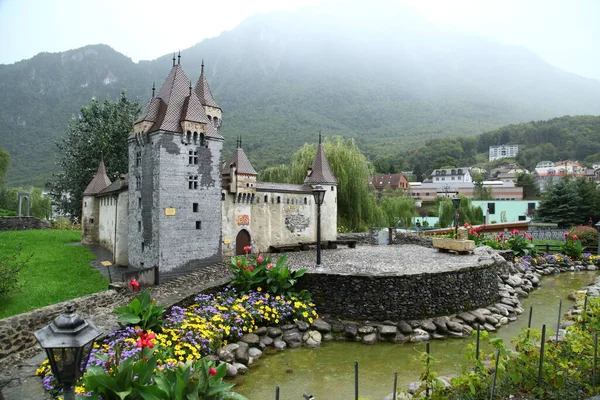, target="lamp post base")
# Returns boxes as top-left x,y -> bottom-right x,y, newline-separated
315,264 -> 324,271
